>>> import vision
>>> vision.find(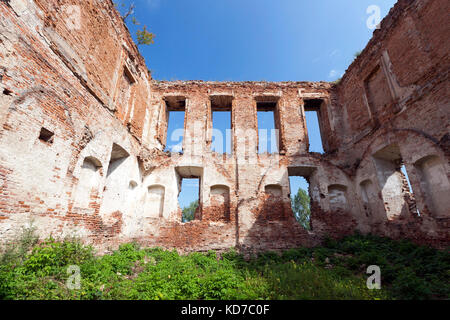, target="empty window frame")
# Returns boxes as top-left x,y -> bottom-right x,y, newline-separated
256,97 -> 281,154
179,178 -> 200,223
164,96 -> 186,153
303,99 -> 325,153
288,174 -> 312,230
401,165 -> 420,216
210,95 -> 233,154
